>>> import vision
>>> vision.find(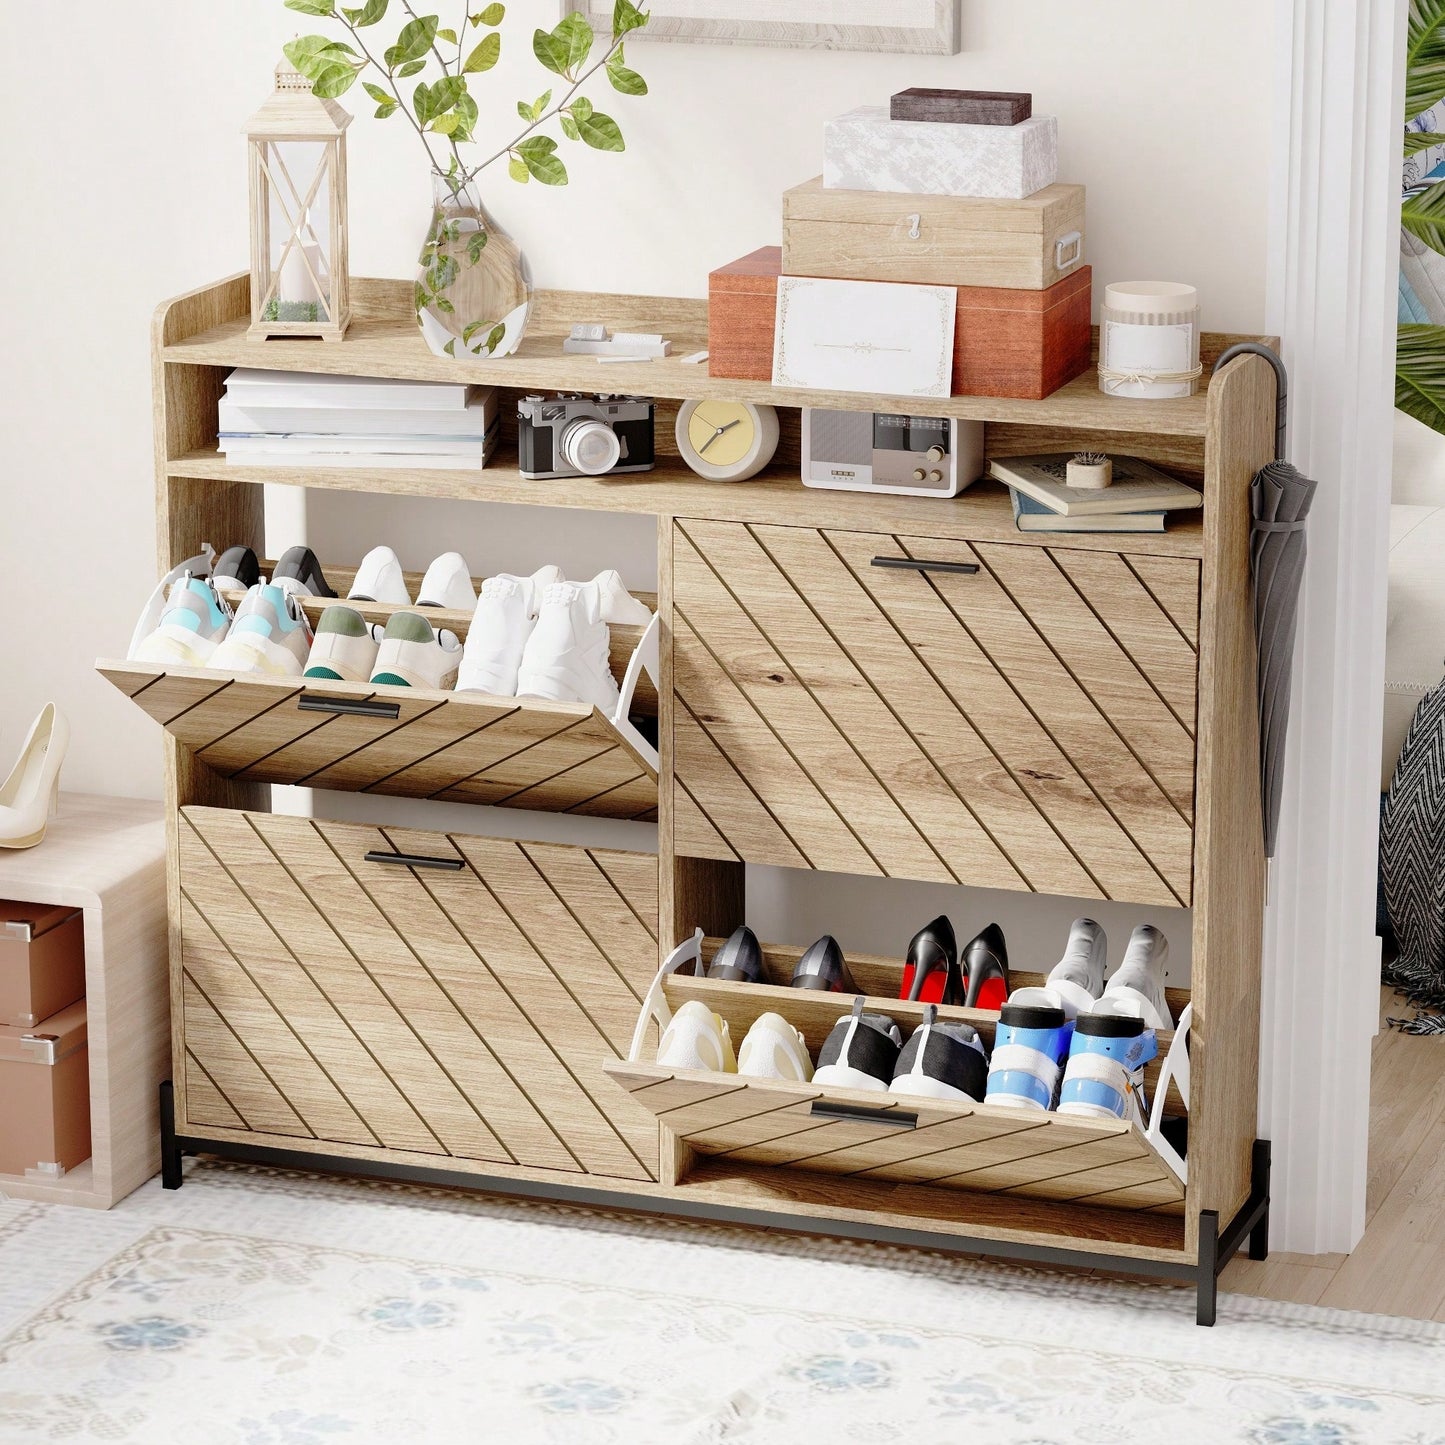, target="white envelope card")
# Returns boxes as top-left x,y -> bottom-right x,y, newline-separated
772,276 -> 956,398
